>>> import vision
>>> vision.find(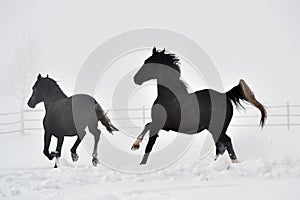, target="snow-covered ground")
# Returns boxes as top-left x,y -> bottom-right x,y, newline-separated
0,128 -> 300,199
